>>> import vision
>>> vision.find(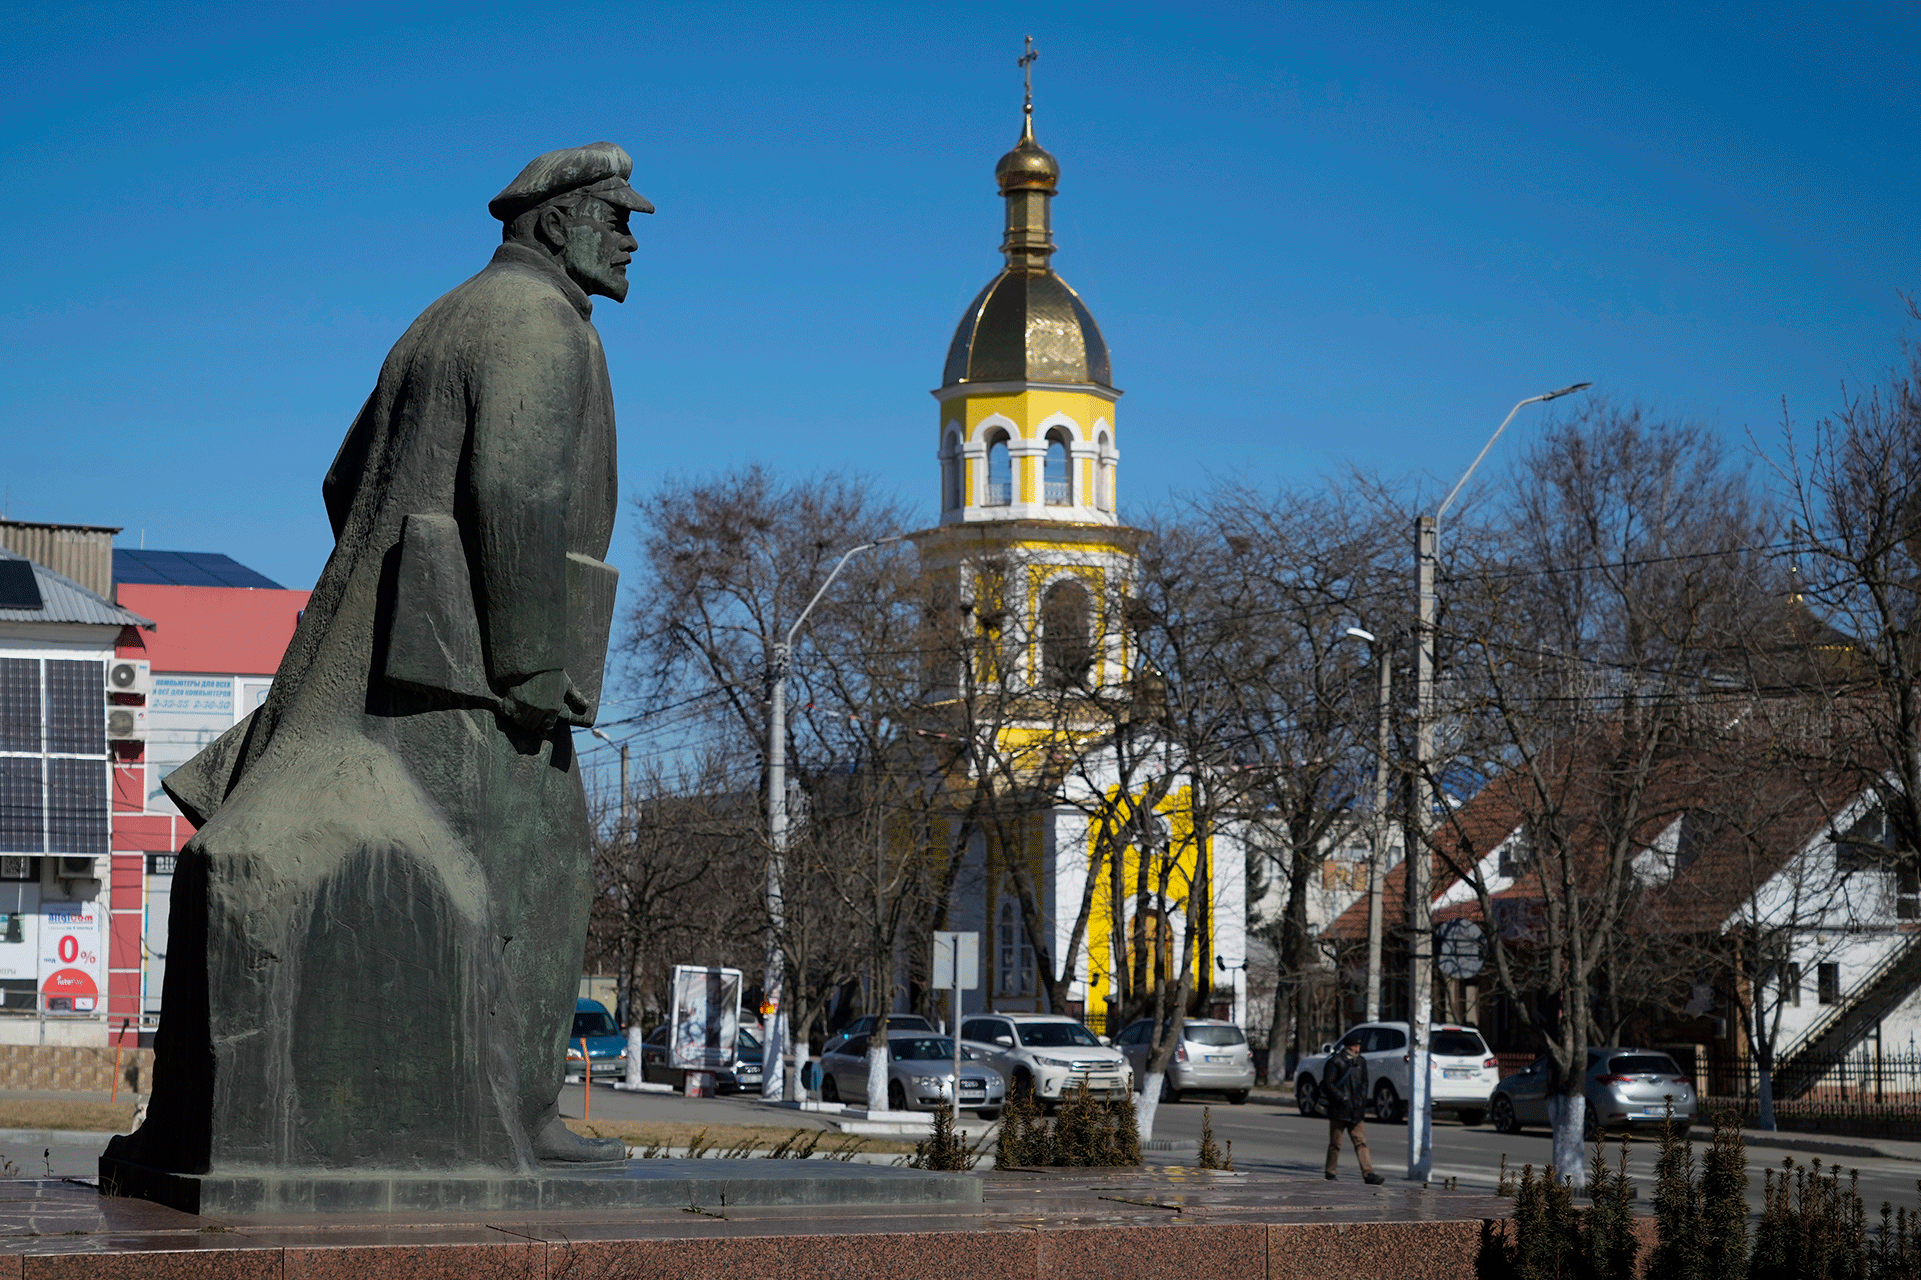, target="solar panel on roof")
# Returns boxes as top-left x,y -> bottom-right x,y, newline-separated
0,561 -> 43,610
112,549 -> 285,590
